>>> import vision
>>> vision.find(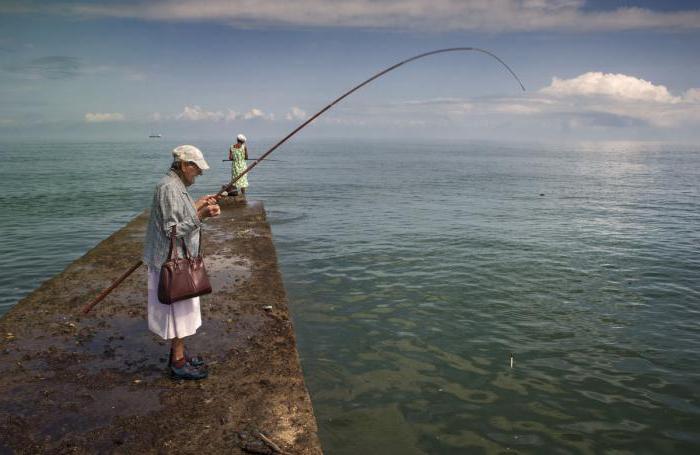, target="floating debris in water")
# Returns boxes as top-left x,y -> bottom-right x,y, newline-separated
510,353 -> 514,368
